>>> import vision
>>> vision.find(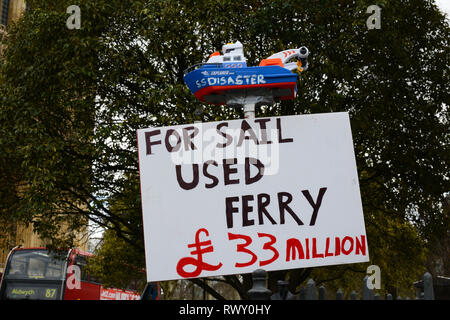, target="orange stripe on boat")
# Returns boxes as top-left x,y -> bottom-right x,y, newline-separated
259,58 -> 284,67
